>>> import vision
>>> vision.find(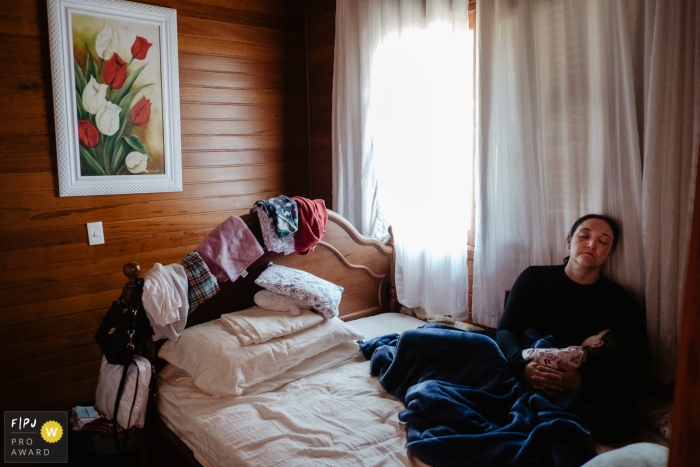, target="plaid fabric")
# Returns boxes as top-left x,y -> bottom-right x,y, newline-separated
179,251 -> 219,313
